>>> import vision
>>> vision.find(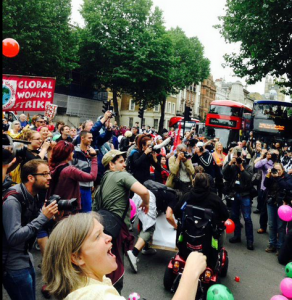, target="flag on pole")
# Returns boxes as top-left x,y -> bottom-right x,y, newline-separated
172,121 -> 182,151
